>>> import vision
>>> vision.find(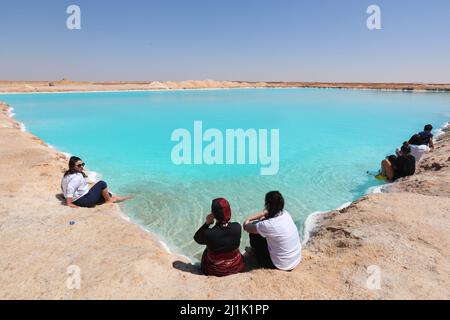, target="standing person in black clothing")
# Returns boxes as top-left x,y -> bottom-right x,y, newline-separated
419,124 -> 435,151
381,144 -> 416,181
193,198 -> 245,277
